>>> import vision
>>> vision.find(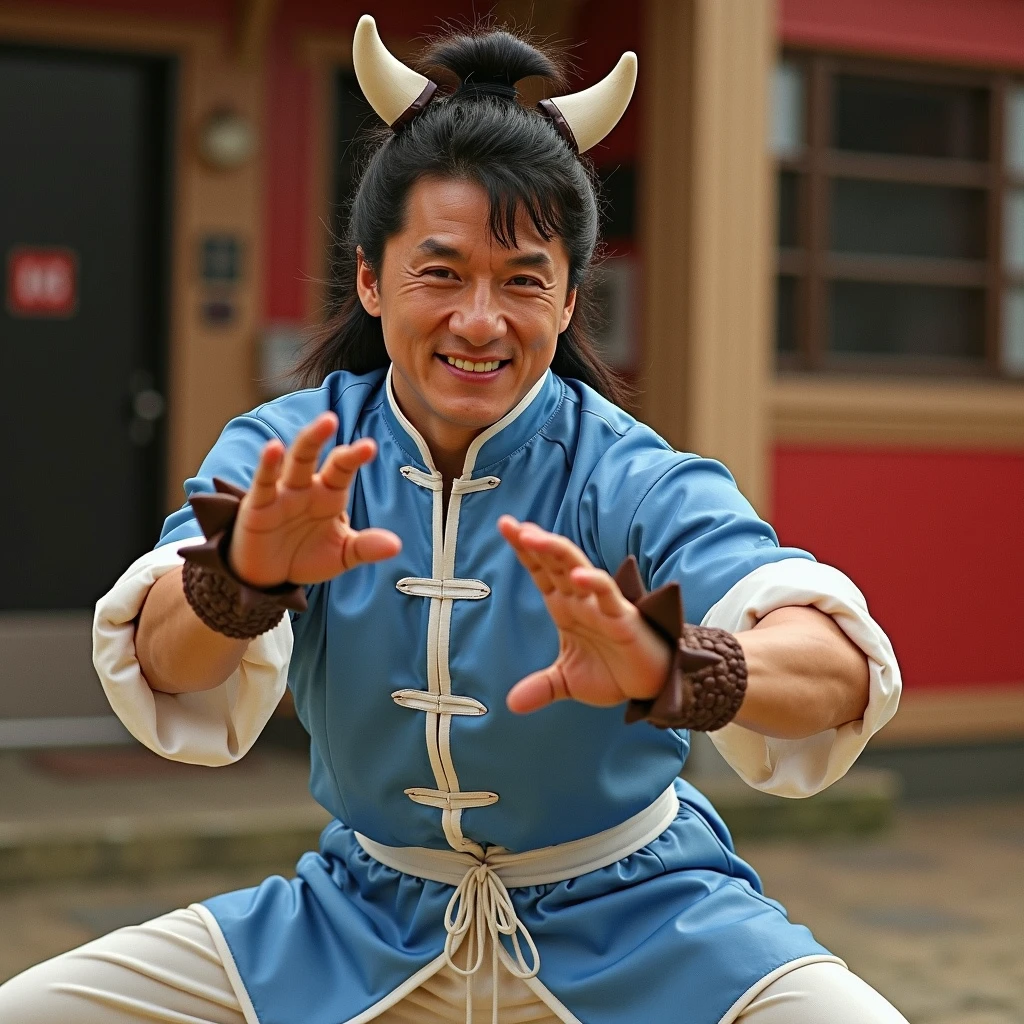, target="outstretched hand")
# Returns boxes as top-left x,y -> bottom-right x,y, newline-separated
229,413 -> 402,588
497,517 -> 671,714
